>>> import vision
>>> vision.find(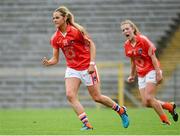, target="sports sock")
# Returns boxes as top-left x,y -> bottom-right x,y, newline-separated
160,113 -> 169,123
112,103 -> 124,115
161,102 -> 173,112
79,112 -> 89,125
